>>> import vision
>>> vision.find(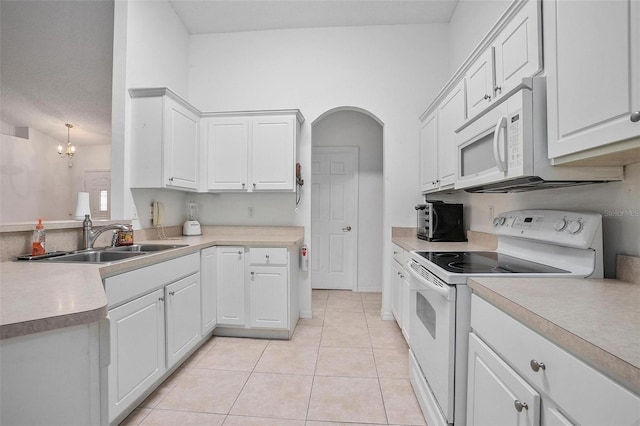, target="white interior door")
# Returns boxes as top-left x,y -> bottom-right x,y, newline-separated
84,170 -> 110,219
311,147 -> 358,290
